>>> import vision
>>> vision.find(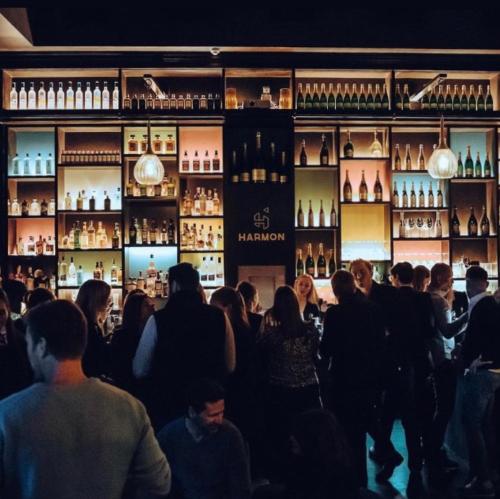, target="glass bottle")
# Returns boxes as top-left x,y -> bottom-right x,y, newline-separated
374,170 -> 383,202
359,170 -> 368,202
300,139 -> 307,166
23,153 -> 31,176
102,81 -> 110,109
343,130 -> 354,158
37,82 -> 46,110
112,81 -> 120,110
319,134 -> 329,165
465,146 -> 474,178
19,81 -> 27,109
418,144 -> 425,170
474,152 -> 482,178
308,200 -> 314,227
305,243 -> 315,277
84,82 -> 93,109
297,200 -> 304,227
467,207 -> 478,236
66,81 -> 74,110
343,170 -> 352,202
394,144 -> 401,170
9,81 -> 18,110
480,205 -> 490,236
451,206 -> 461,236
